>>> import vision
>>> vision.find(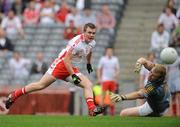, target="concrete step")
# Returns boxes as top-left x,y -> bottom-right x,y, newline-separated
117,32 -> 153,39
120,22 -> 156,28
116,38 -> 151,43
124,8 -> 160,14
116,54 -> 147,63
117,31 -> 152,36
128,0 -> 166,5
115,48 -> 149,54
120,22 -> 156,29
120,69 -> 135,74
117,31 -> 151,36
117,57 -> 143,63
116,54 -> 145,61
126,5 -> 164,12
115,43 -> 150,49
117,31 -> 152,37
121,18 -> 157,24
117,26 -> 154,33
114,44 -> 150,50
119,27 -> 155,33
120,73 -> 138,82
124,11 -> 160,18
116,36 -> 151,42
